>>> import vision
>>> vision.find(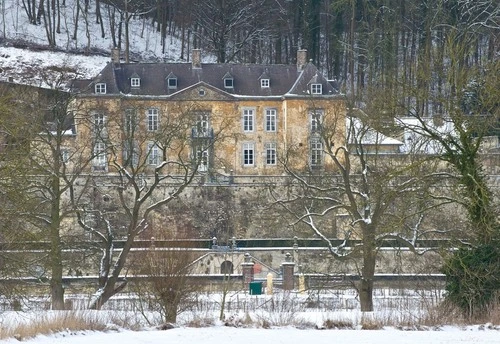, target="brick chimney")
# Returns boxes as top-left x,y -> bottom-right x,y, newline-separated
192,49 -> 202,69
297,49 -> 307,71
